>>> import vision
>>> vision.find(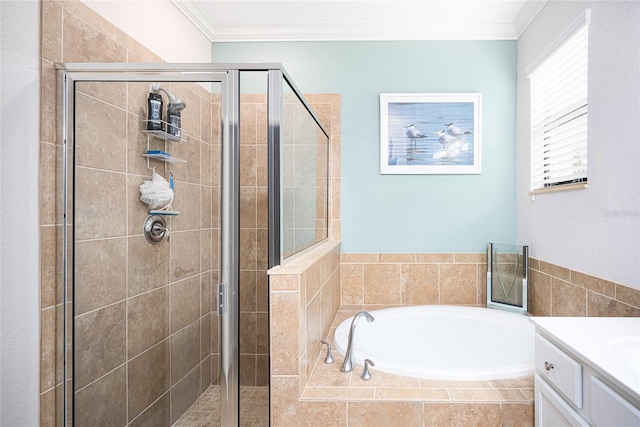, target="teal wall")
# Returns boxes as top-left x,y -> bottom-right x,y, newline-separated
212,41 -> 517,253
